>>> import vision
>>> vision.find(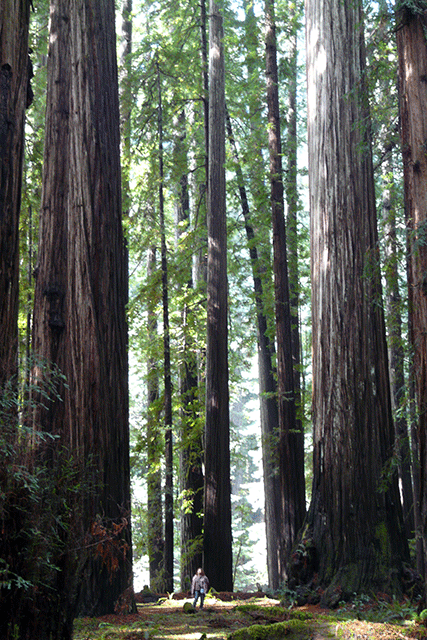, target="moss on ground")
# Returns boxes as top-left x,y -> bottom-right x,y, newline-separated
228,619 -> 315,640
